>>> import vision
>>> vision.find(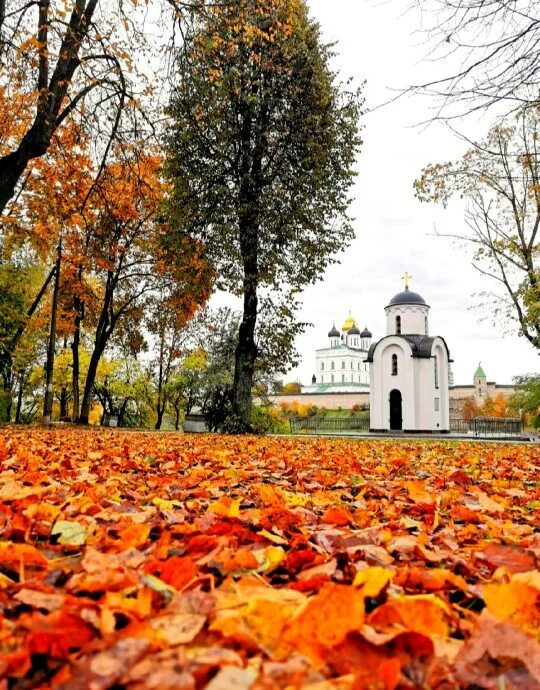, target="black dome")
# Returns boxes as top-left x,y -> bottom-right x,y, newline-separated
328,325 -> 339,337
348,326 -> 360,335
388,288 -> 427,307
360,327 -> 372,338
